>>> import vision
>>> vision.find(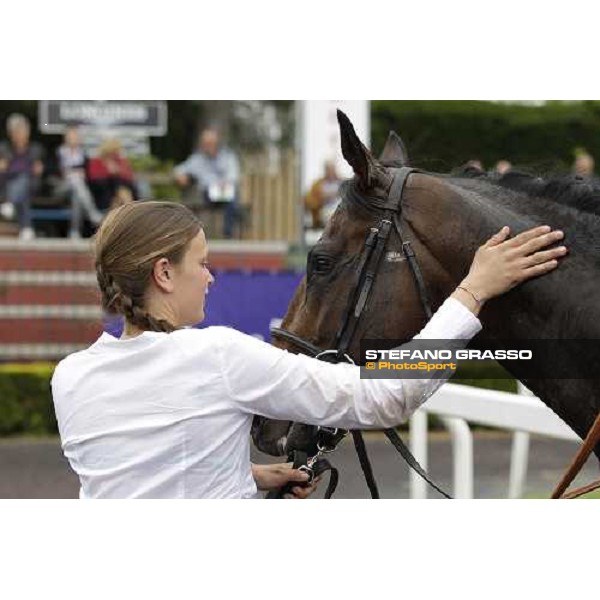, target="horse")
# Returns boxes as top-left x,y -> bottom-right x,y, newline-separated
252,110 -> 600,495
